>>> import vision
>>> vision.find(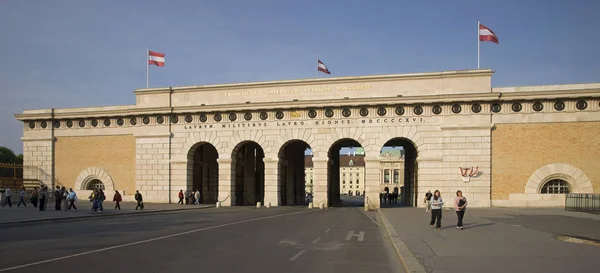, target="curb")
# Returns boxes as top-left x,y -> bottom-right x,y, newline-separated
0,205 -> 215,227
377,208 -> 427,273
